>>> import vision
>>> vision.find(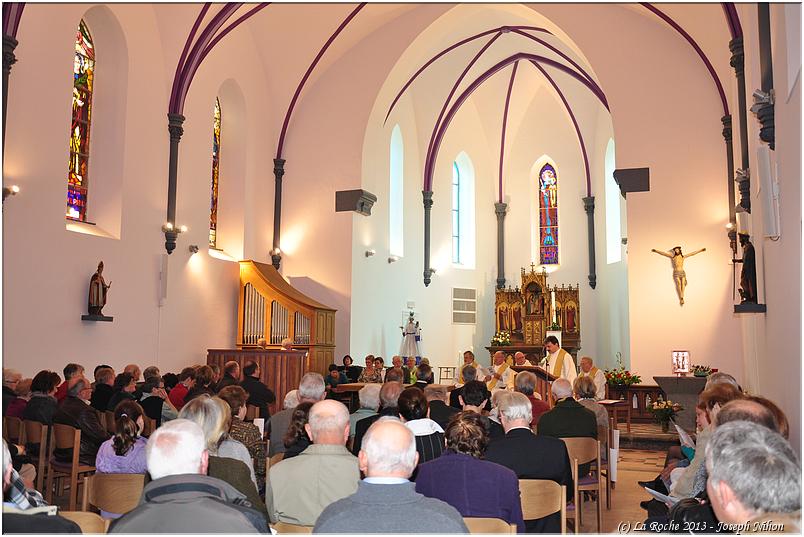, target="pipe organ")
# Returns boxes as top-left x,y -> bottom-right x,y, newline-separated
236,260 -> 335,376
